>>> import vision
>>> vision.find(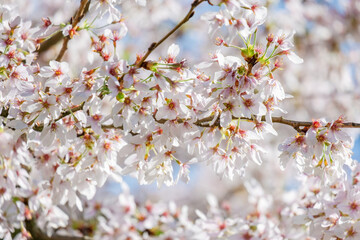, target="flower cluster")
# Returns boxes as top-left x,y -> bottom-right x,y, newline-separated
77,181 -> 286,239
53,162 -> 360,239
0,0 -> 359,239
285,164 -> 360,239
1,0 -> 304,191
279,117 -> 353,182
